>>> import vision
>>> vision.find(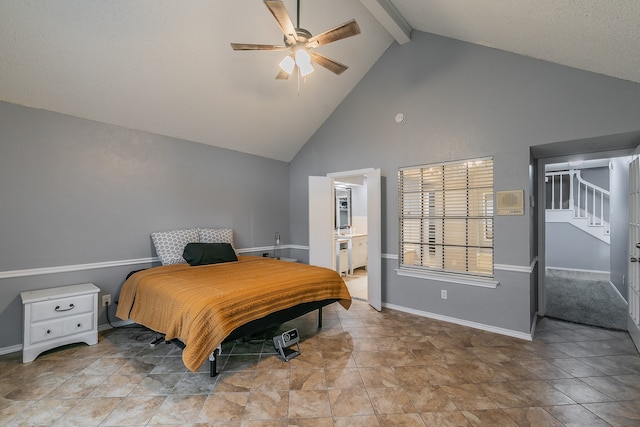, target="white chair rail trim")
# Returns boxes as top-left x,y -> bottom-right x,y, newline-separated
0,245 -> 301,280
395,268 -> 500,288
389,253 -> 536,274
1,247 -> 536,280
0,257 -> 160,280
